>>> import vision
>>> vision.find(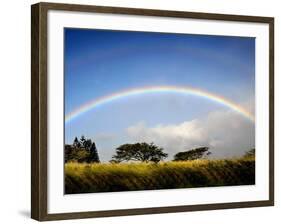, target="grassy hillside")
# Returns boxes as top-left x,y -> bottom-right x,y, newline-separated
65,158 -> 255,194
